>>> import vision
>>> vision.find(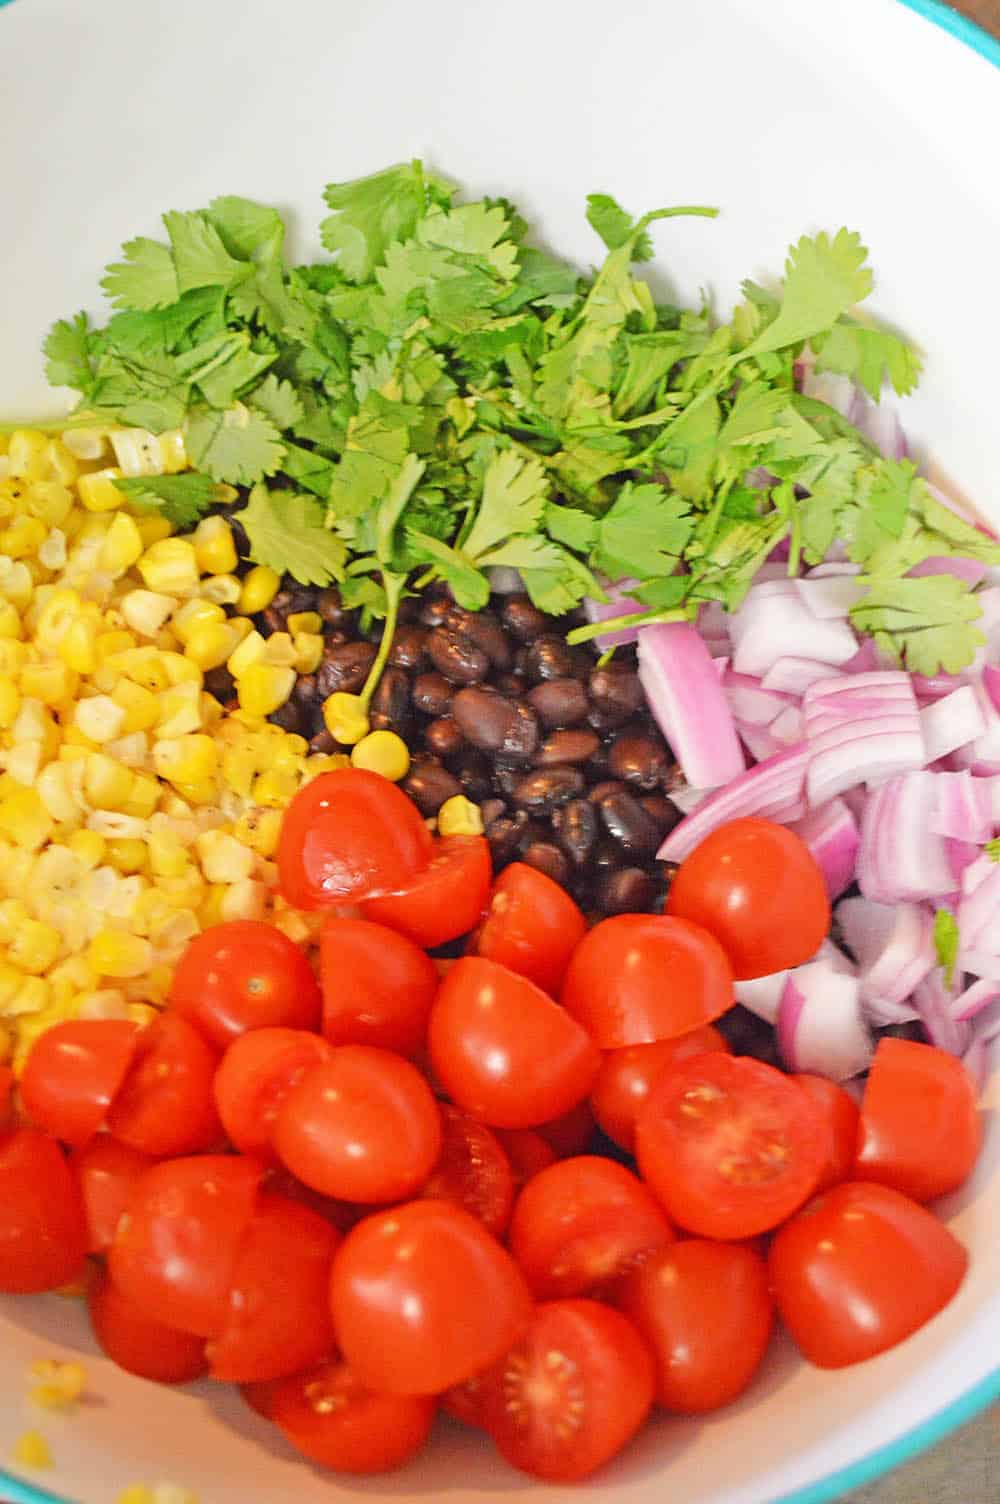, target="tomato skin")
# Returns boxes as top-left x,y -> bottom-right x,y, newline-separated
420,1104 -> 514,1236
20,1020 -> 139,1148
88,1268 -> 208,1385
636,1053 -> 825,1239
471,862 -> 586,996
855,1039 -> 981,1203
591,1027 -> 730,1153
109,1155 -> 261,1338
0,1128 -> 88,1293
364,836 -> 492,949
107,1013 -> 221,1158
795,1073 -> 860,1194
169,921 -> 321,1048
667,817 -> 830,981
429,957 -> 601,1130
480,1299 -> 656,1482
278,768 -> 433,909
509,1155 -> 673,1299
274,1046 -> 442,1203
0,1066 -> 13,1131
270,1360 -> 437,1475
616,1240 -> 773,1413
769,1181 -> 968,1368
207,1193 -> 340,1384
213,1027 -> 334,1162
496,1129 -> 556,1192
536,1099 -> 596,1159
329,1199 -> 532,1396
319,917 -> 438,1056
561,914 -> 734,1048
69,1137 -> 154,1255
